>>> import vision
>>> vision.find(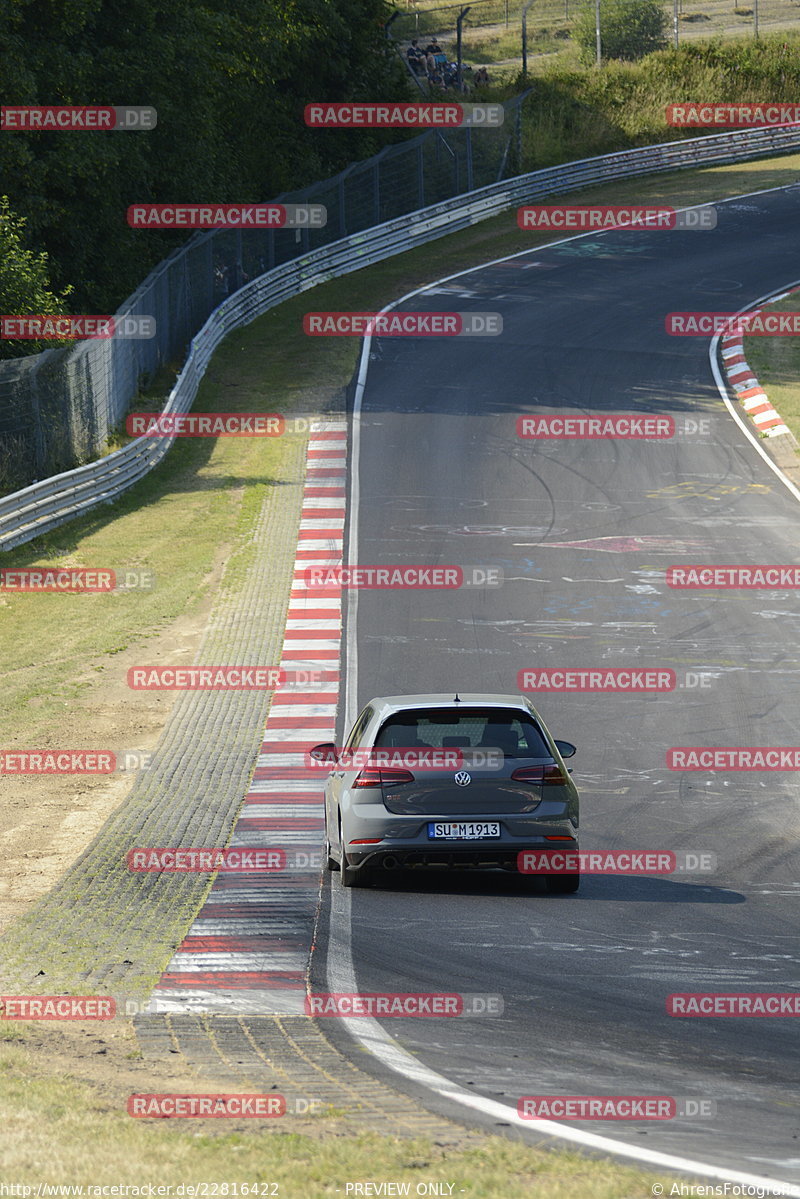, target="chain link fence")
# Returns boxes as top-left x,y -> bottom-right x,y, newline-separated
0,95 -> 524,498
394,0 -> 800,75
4,119 -> 799,547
